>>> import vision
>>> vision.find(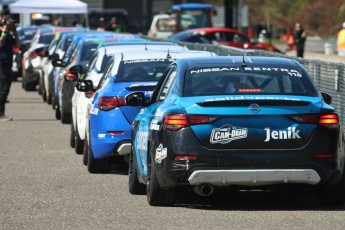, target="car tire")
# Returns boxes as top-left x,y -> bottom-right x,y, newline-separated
70,122 -> 75,148
74,124 -> 84,155
47,93 -> 52,105
55,105 -> 61,120
316,176 -> 345,207
60,107 -> 71,124
83,137 -> 88,166
128,151 -> 146,195
87,139 -> 110,174
23,81 -> 36,91
146,151 -> 175,206
41,87 -> 47,102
